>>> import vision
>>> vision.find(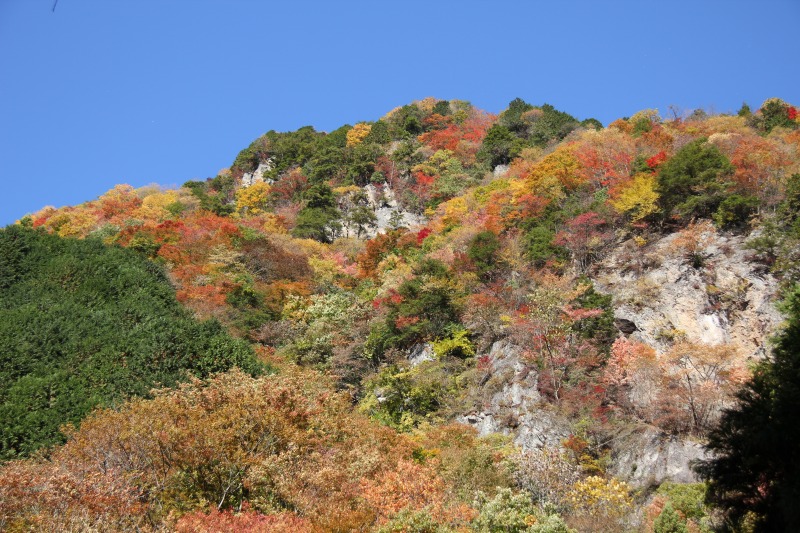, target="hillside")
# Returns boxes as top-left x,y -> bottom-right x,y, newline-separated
2,96 -> 800,532
0,226 -> 264,460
